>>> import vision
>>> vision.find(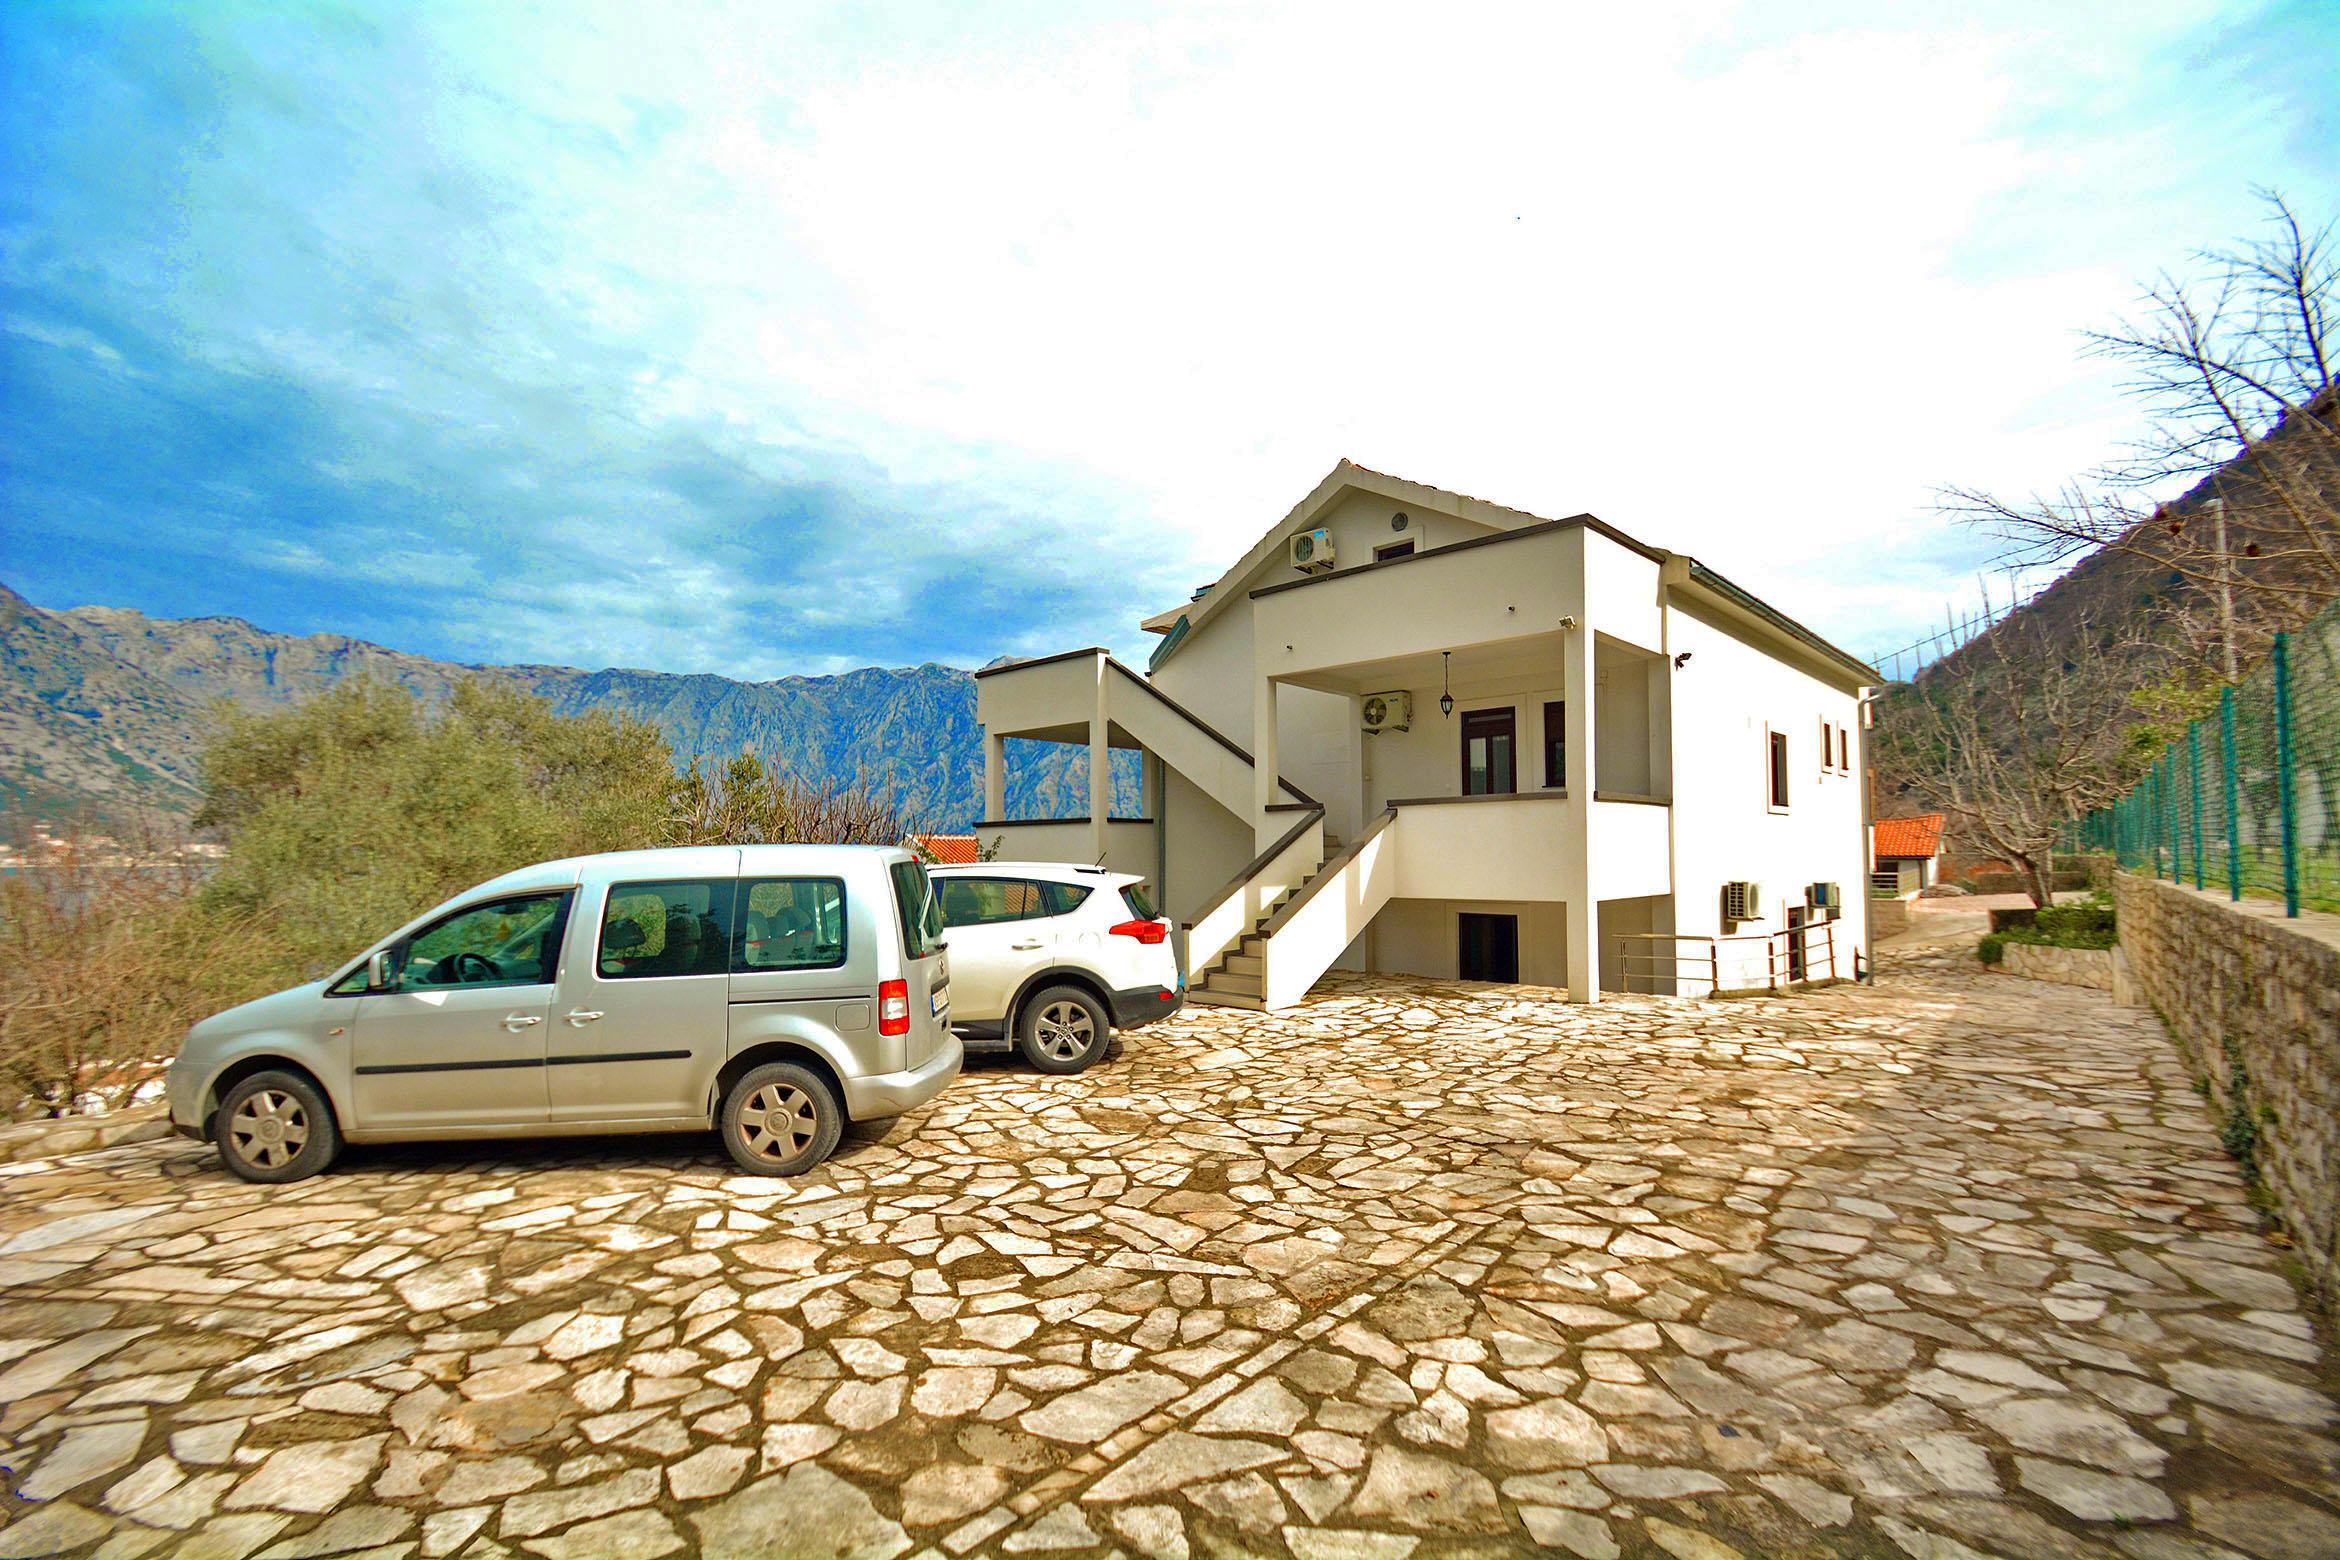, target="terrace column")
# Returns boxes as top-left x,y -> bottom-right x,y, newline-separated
982,732 -> 1005,824
1252,674 -> 1280,849
1089,655 -> 1111,865
1562,621 -> 1599,1003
